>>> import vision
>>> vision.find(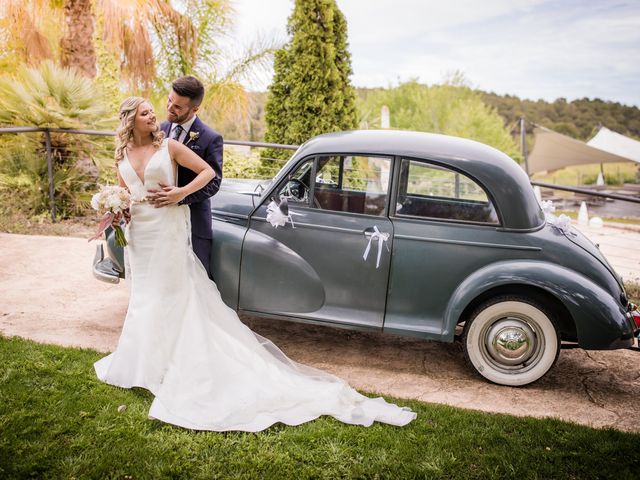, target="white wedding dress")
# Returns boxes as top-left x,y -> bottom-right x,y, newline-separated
94,139 -> 416,431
